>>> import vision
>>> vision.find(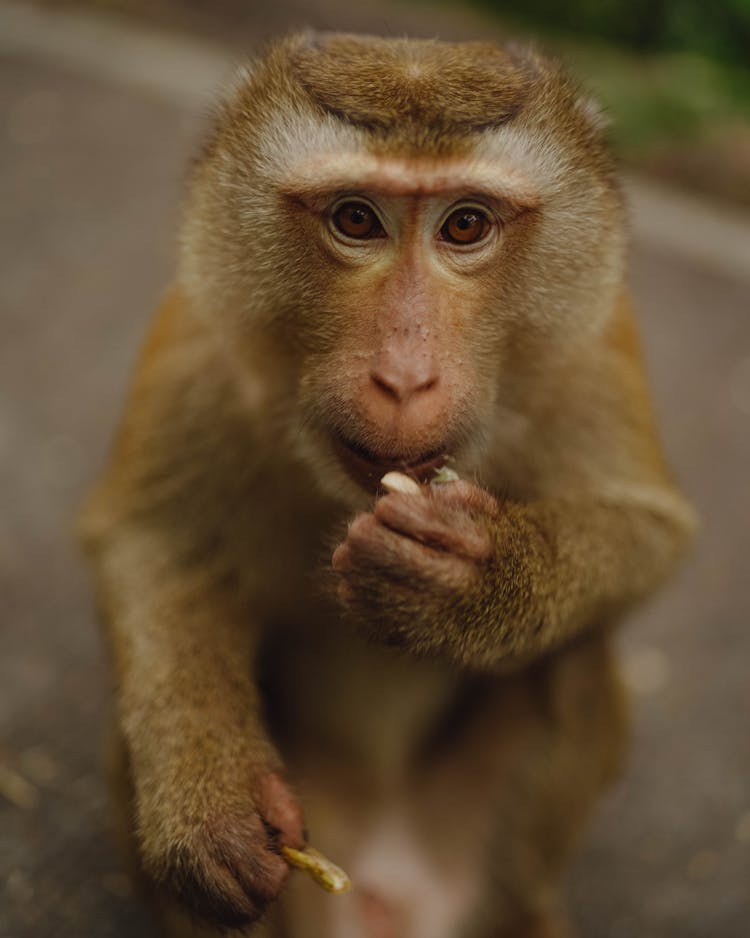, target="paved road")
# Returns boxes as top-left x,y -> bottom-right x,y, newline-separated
1,3 -> 748,937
